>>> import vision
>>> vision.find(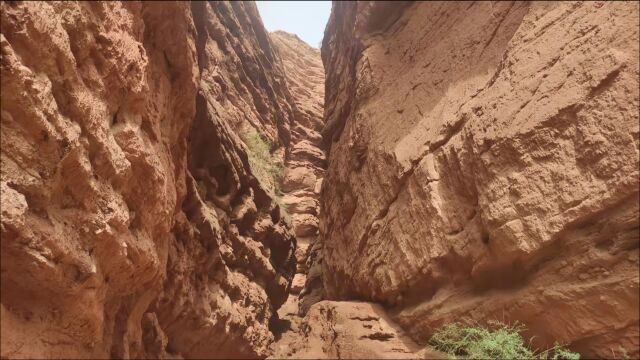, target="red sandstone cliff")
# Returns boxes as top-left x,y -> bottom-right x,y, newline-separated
1,2 -> 299,358
319,1 -> 639,358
